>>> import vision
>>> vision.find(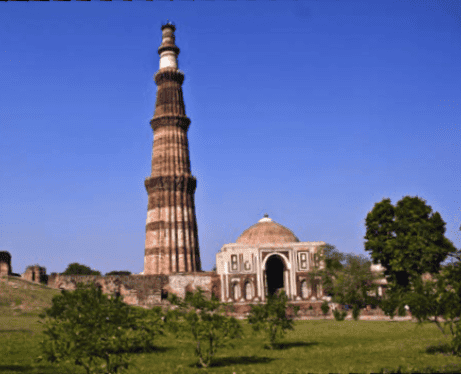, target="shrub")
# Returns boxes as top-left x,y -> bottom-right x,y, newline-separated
168,288 -> 242,368
352,304 -> 361,320
333,308 -> 347,321
320,301 -> 329,318
38,283 -> 163,374
248,291 -> 299,349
